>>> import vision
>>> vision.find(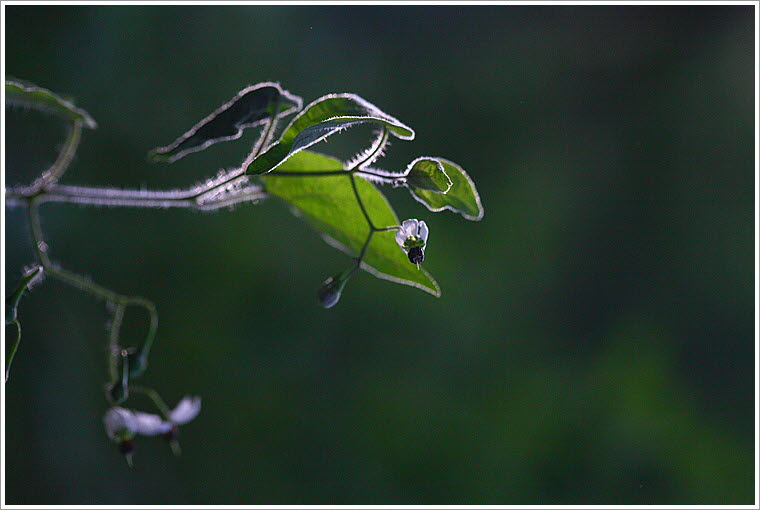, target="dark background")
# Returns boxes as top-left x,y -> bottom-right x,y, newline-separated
3,4 -> 756,505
